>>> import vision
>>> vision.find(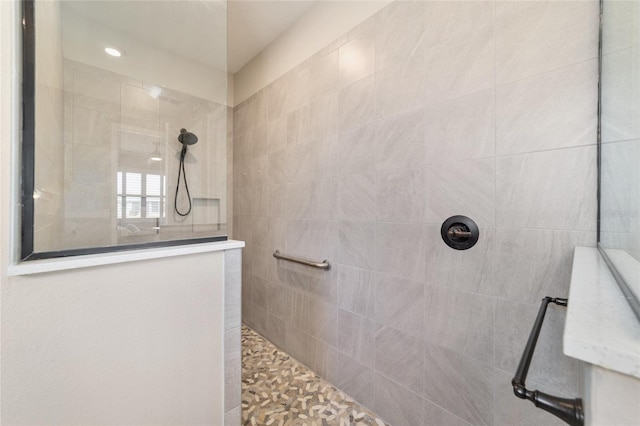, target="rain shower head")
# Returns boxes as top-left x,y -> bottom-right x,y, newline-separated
178,128 -> 198,146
